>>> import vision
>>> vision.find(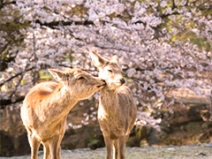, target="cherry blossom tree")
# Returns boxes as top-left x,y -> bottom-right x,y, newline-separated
1,0 -> 212,126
